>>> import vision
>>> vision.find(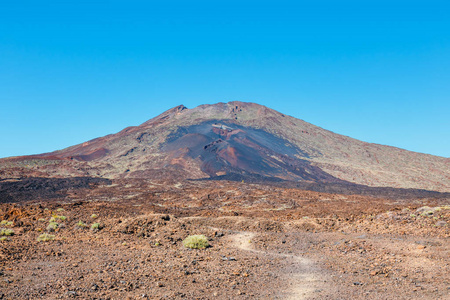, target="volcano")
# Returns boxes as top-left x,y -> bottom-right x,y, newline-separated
1,101 -> 449,192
